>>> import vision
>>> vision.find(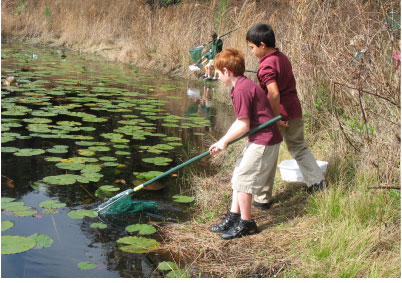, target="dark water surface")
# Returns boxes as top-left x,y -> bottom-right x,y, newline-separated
1,43 -> 234,277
